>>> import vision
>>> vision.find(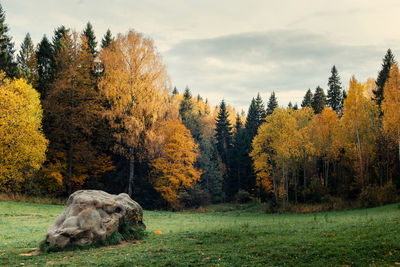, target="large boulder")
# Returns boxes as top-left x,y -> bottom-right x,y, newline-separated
45,190 -> 145,248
